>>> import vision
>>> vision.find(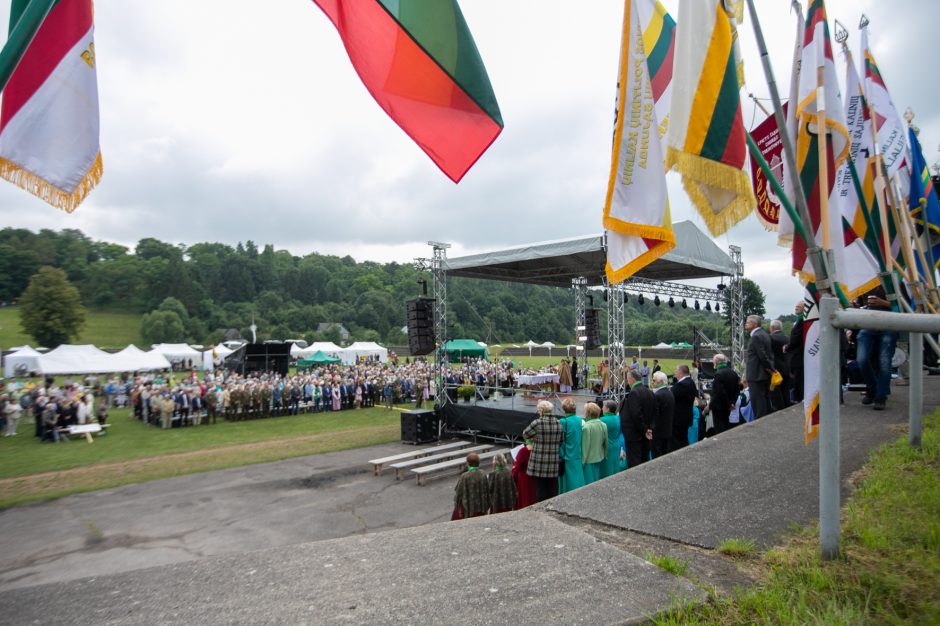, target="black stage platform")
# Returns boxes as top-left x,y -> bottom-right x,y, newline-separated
442,391 -> 603,442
